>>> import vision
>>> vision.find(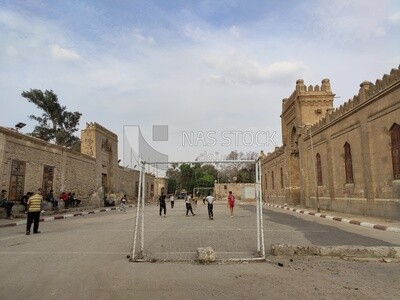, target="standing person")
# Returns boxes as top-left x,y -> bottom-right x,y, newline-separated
185,193 -> 195,217
158,193 -> 167,217
169,194 -> 175,209
228,191 -> 235,218
193,192 -> 198,207
205,192 -> 215,220
0,190 -> 14,220
26,188 -> 43,235
120,194 -> 127,212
